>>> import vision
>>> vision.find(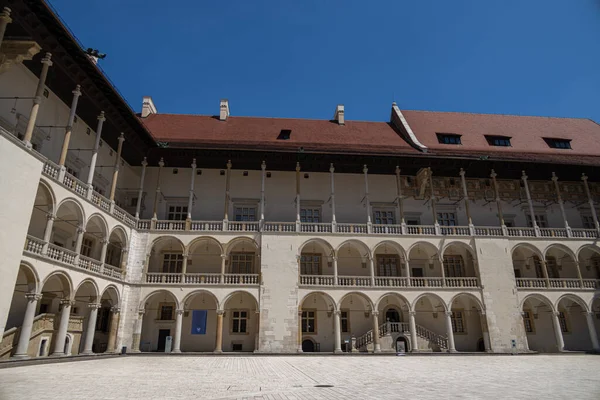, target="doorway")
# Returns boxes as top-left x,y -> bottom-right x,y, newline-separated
386,308 -> 400,323
396,337 -> 409,353
302,339 -> 315,352
157,329 -> 170,352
